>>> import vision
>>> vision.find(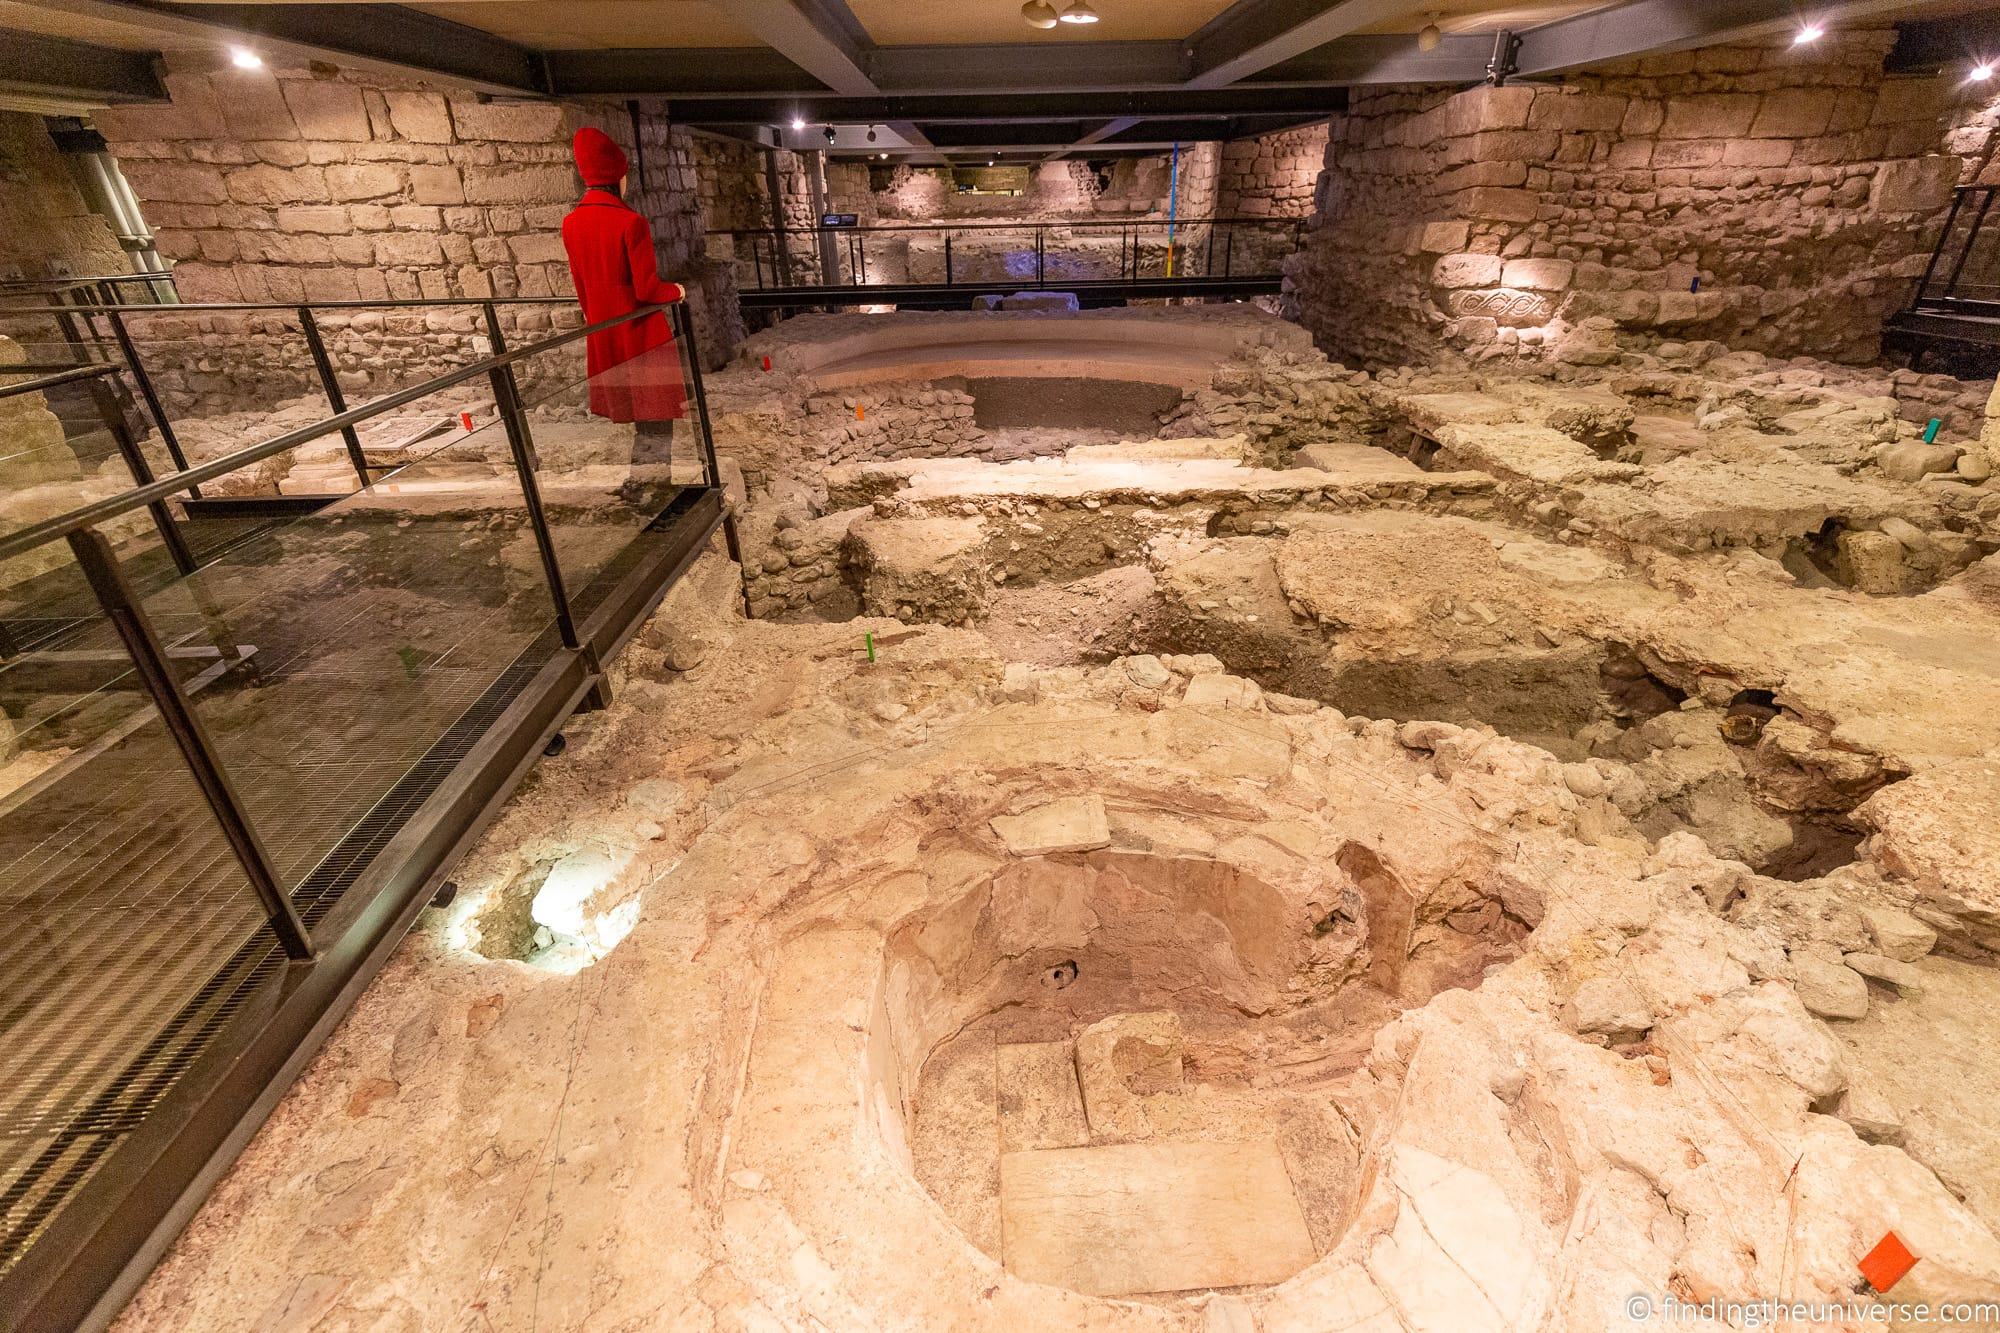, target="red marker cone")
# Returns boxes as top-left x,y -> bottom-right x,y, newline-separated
460,411 -> 475,431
